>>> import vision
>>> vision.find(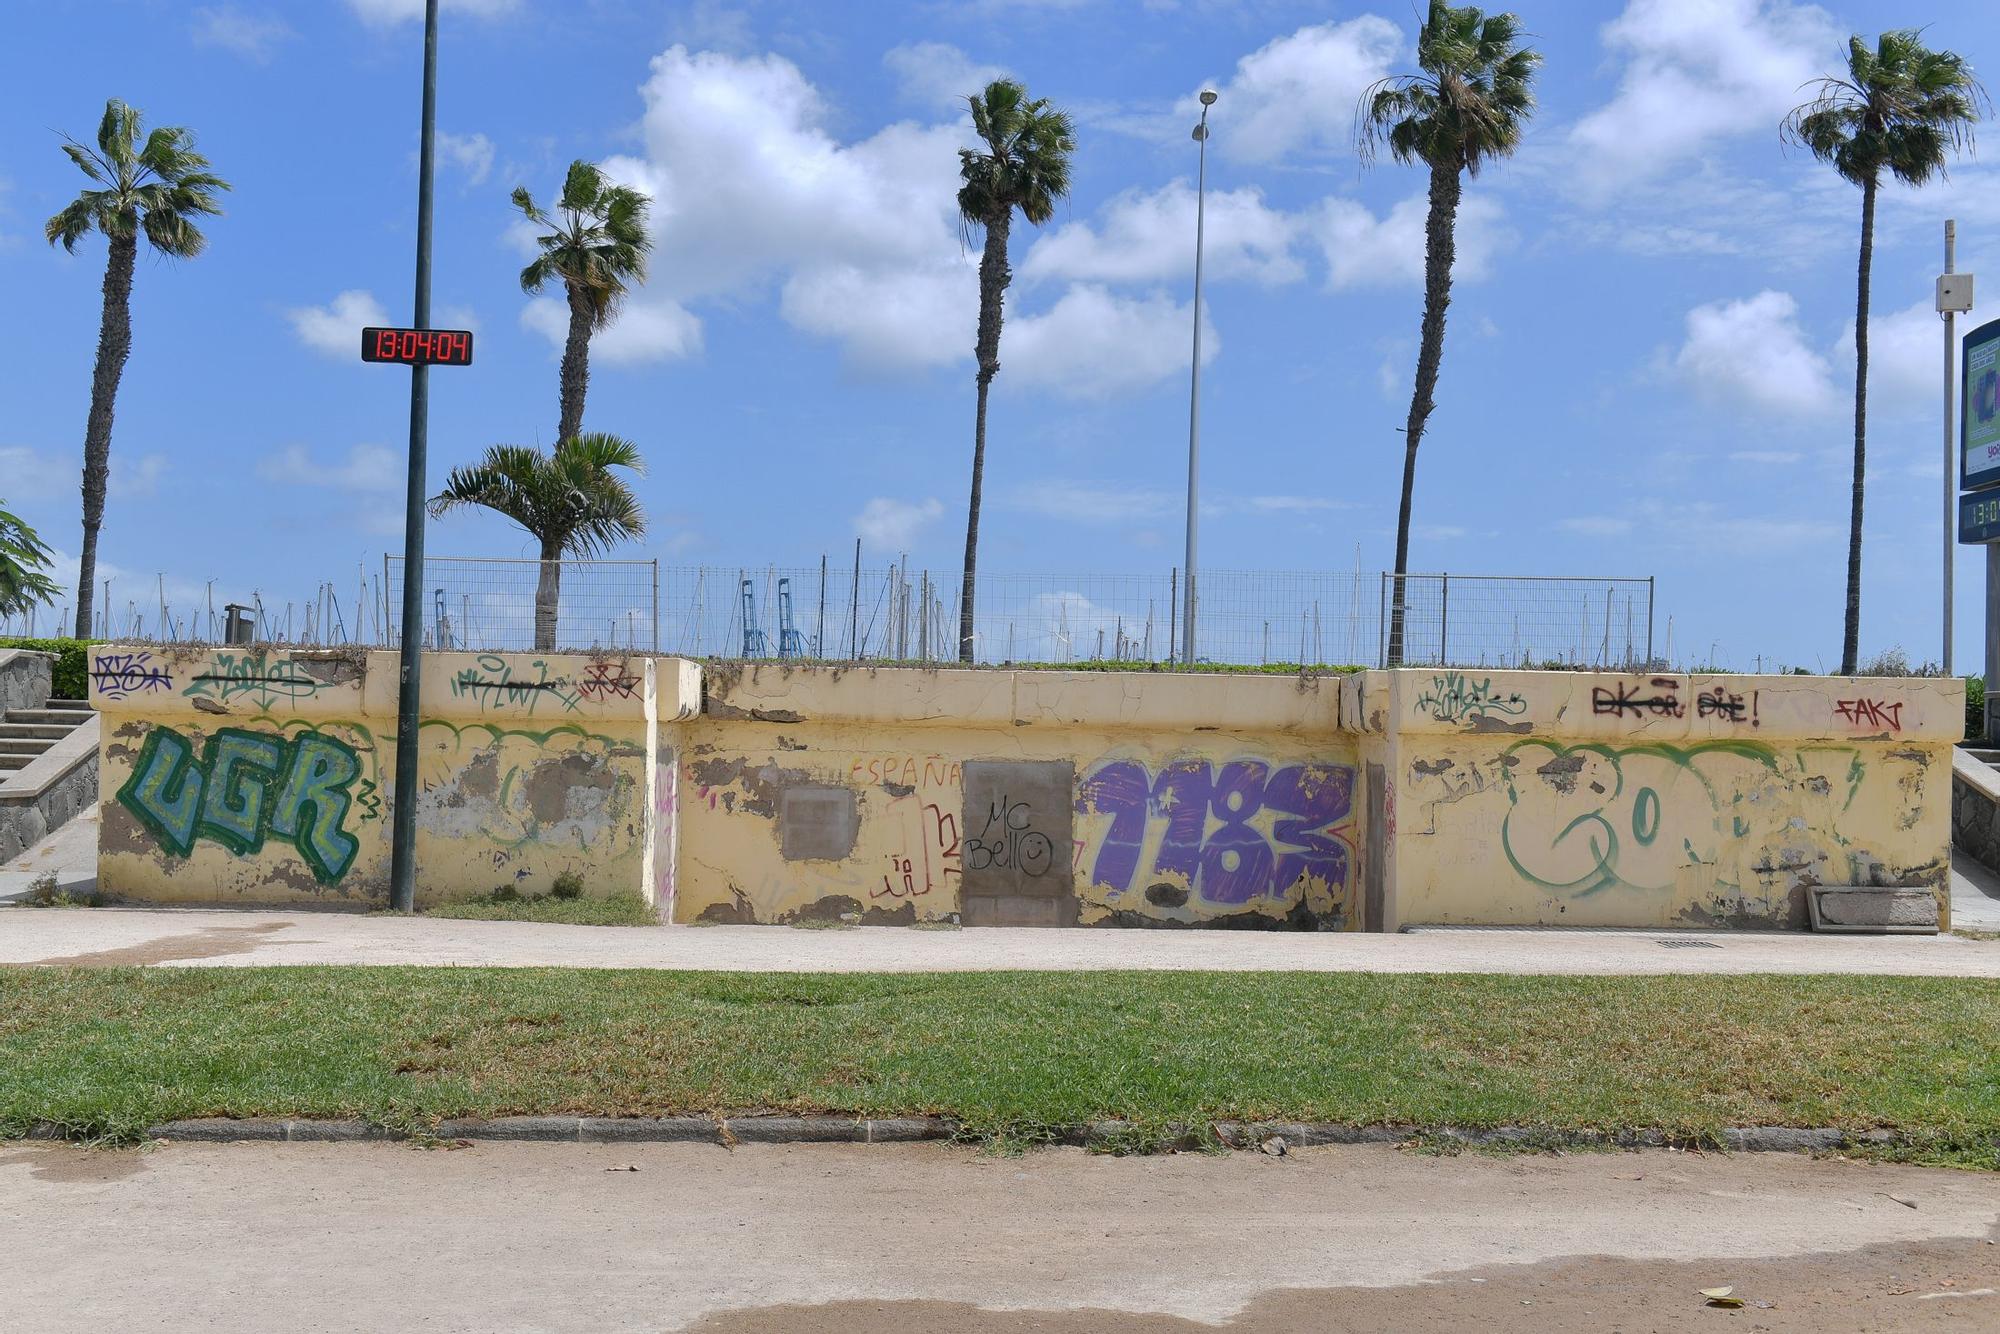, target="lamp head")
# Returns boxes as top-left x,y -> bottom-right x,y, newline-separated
1199,89 -> 1218,106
